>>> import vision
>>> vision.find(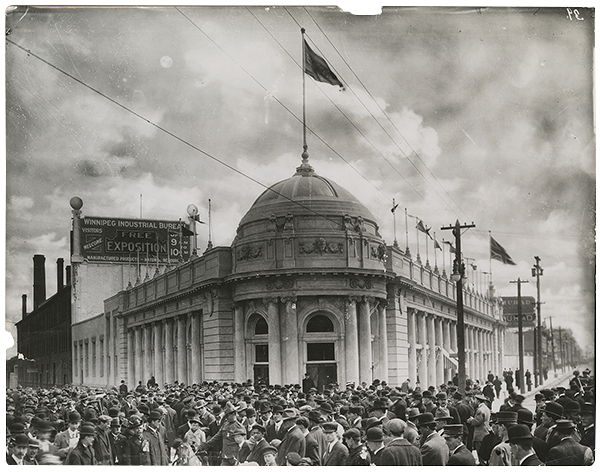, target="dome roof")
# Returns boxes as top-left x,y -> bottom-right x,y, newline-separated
238,160 -> 377,227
